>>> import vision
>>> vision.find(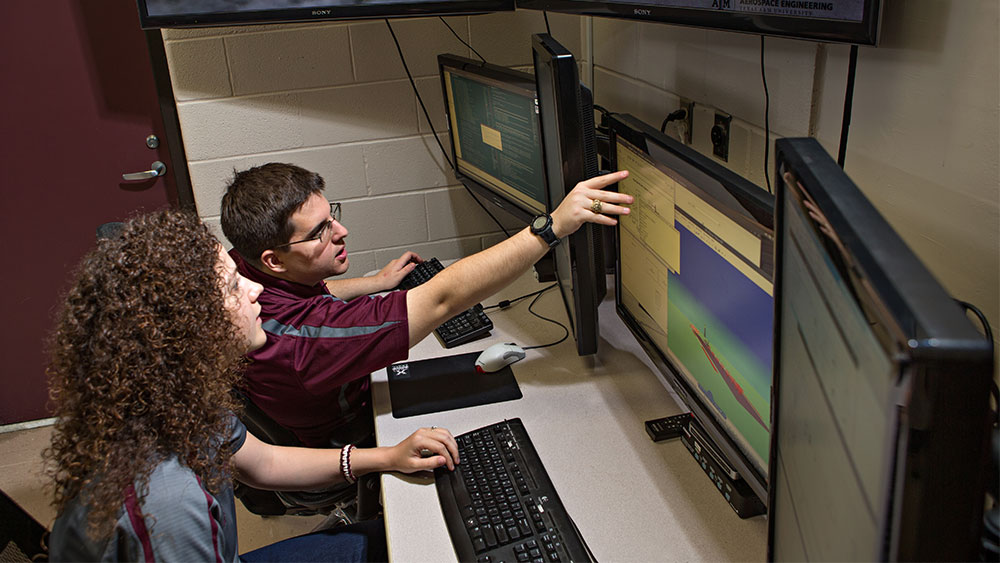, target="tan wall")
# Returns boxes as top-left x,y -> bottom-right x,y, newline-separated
162,3 -> 998,364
